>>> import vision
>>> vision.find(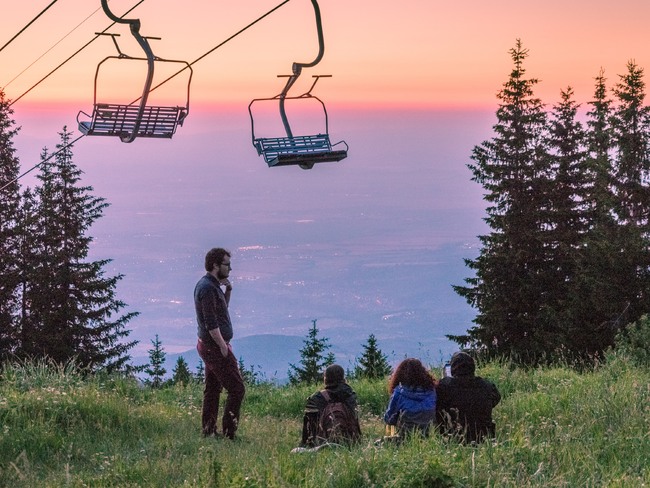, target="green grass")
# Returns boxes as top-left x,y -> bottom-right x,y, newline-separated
1,354 -> 649,487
